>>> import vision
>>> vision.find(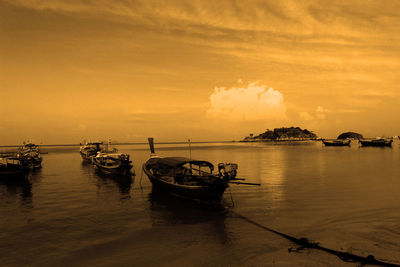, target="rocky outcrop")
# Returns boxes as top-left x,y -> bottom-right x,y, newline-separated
337,132 -> 363,140
242,127 -> 317,141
